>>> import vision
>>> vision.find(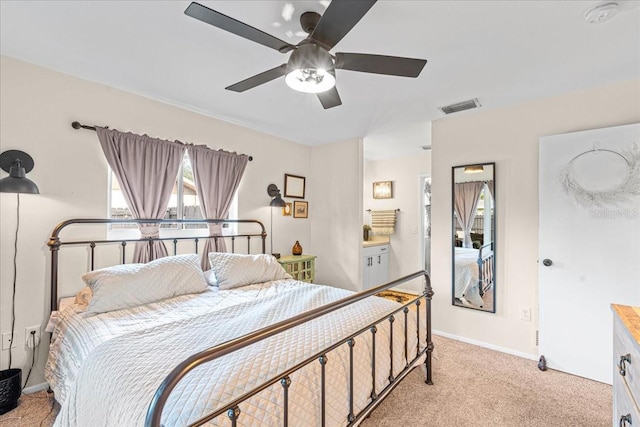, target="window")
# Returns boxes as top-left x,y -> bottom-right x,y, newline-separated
109,153 -> 237,232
